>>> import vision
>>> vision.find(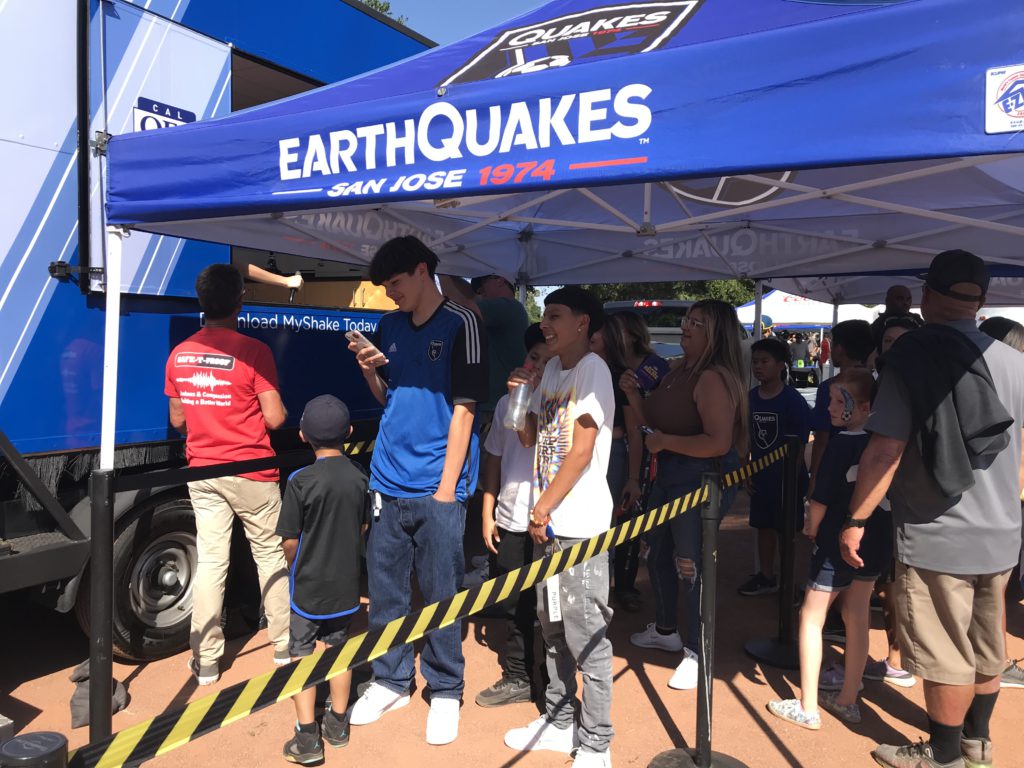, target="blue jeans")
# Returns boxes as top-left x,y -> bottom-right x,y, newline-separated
646,451 -> 739,651
367,494 -> 466,698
